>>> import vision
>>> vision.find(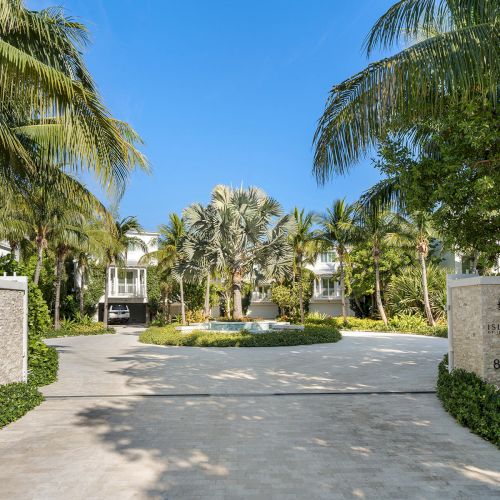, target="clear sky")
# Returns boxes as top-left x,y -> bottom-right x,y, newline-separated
31,0 -> 394,231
